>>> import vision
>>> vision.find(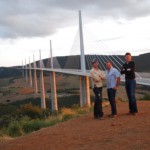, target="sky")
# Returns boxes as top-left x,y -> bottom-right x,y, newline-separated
0,0 -> 150,67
